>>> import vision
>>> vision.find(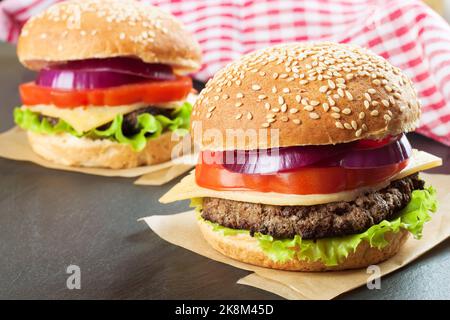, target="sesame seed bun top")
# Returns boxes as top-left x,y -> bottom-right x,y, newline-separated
17,0 -> 202,74
191,42 -> 420,150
